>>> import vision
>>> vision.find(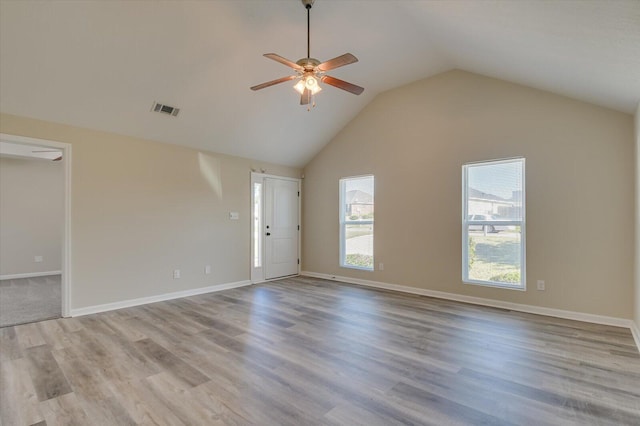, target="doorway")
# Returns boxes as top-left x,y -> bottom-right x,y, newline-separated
0,133 -> 71,326
251,173 -> 300,282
